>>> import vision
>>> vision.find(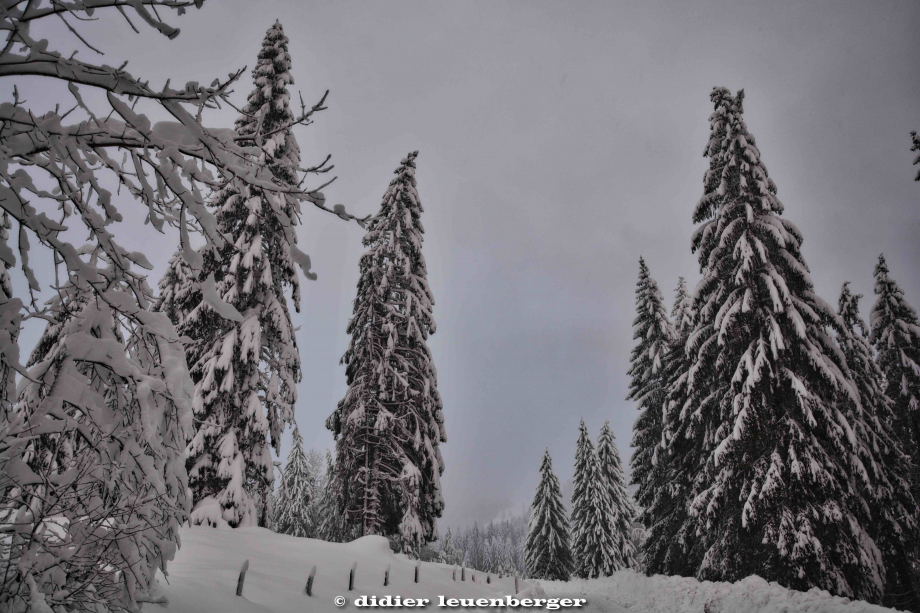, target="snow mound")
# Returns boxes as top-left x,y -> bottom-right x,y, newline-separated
542,569 -> 905,613
160,526 -> 534,612
343,535 -> 395,557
